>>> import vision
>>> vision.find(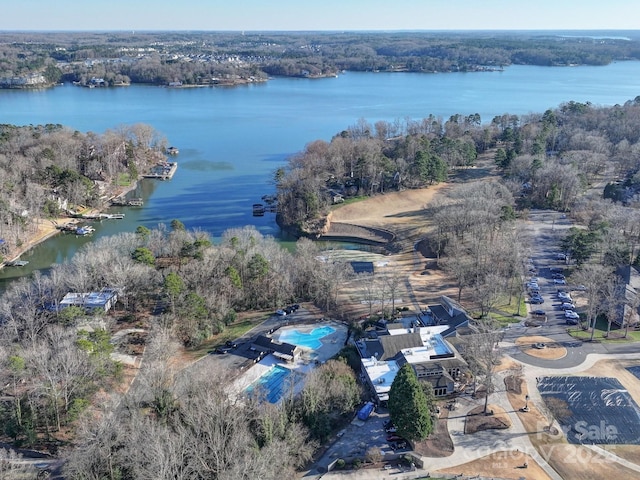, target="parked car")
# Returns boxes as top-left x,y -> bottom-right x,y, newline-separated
551,273 -> 566,280
565,310 -> 580,320
275,309 -> 286,316
554,278 -> 567,285
530,295 -> 544,304
527,282 -> 539,289
385,425 -> 397,433
391,440 -> 407,450
558,294 -> 572,303
556,253 -> 567,261
566,318 -> 579,325
531,309 -> 547,317
225,340 -> 238,348
560,303 -> 576,310
387,434 -> 404,442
